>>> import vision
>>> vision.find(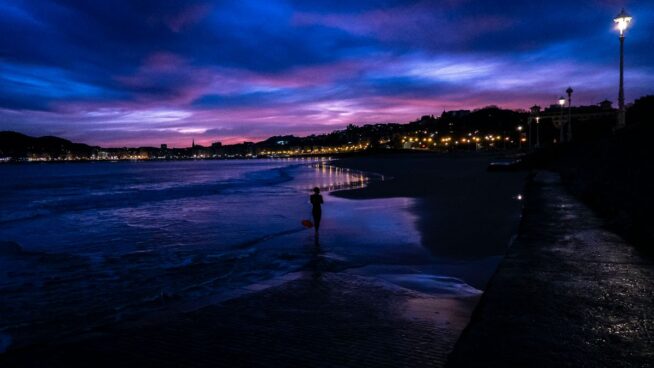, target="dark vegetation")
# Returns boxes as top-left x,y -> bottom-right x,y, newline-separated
0,131 -> 96,159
